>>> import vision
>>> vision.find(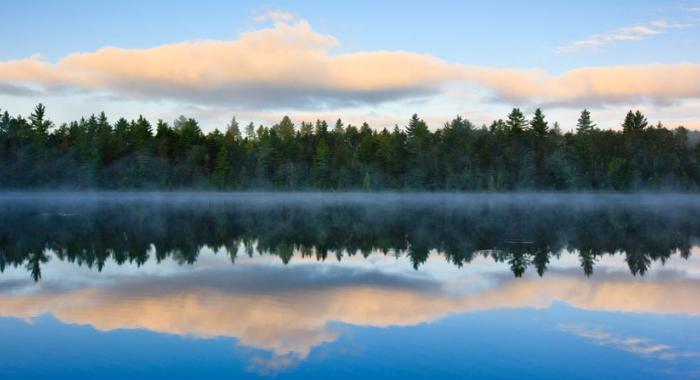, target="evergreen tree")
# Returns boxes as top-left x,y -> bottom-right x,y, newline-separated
530,108 -> 548,136
129,115 -> 153,149
178,118 -> 203,146
576,109 -> 596,133
622,110 -> 648,132
334,119 -> 345,134
28,103 -> 52,136
226,116 -> 241,141
0,103 -> 698,191
505,108 -> 528,134
300,121 -> 313,136
245,122 -> 256,140
173,115 -> 188,130
276,116 -> 295,138
405,114 -> 430,186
